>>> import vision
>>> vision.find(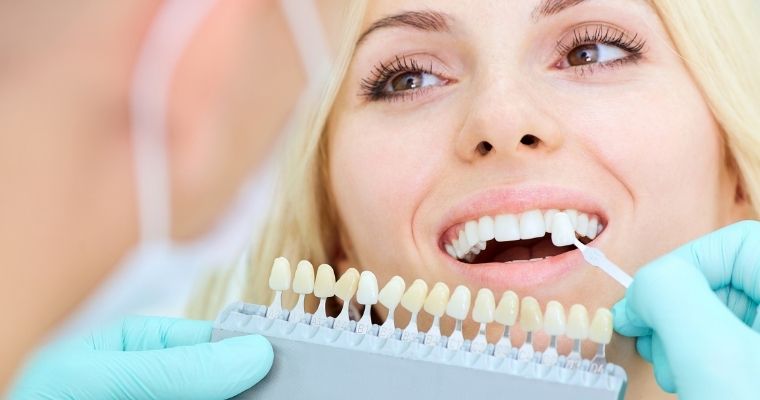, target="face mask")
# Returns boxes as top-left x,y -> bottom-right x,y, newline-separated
56,0 -> 331,338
